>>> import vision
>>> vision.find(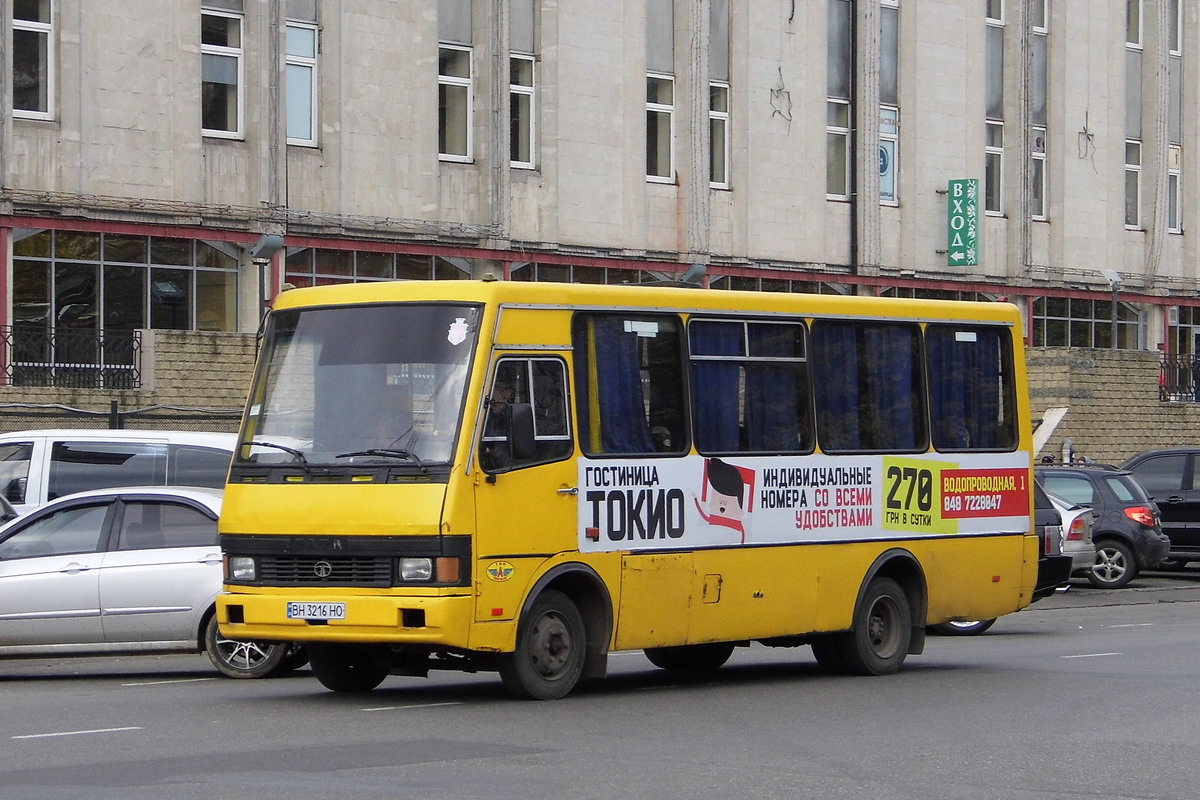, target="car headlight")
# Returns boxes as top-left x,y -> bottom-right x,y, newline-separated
399,557 -> 433,581
227,555 -> 257,581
